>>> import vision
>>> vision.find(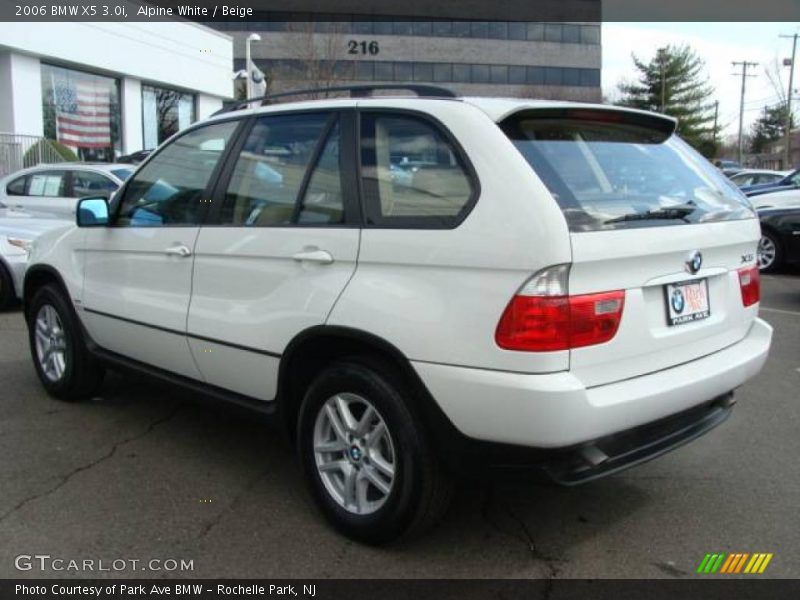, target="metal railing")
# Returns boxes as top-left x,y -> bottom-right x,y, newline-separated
0,133 -> 68,178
